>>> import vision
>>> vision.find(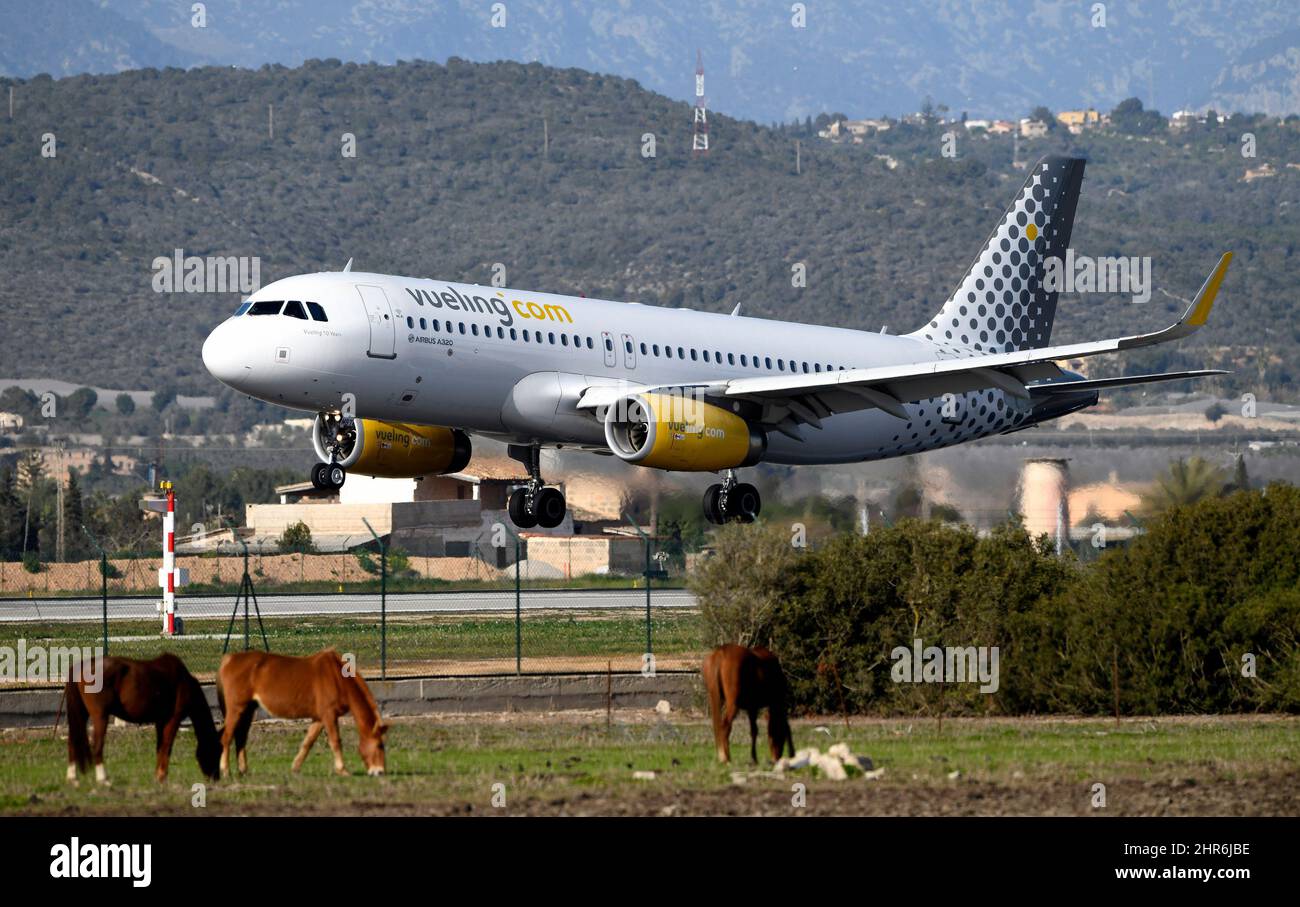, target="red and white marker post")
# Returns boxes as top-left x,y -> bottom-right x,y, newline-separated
156,480 -> 188,636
